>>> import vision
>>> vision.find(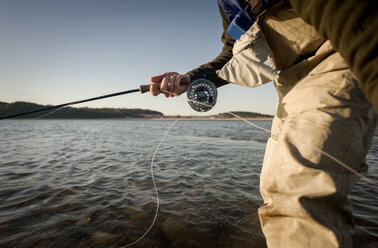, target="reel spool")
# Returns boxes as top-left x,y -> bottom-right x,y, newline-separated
186,79 -> 217,112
